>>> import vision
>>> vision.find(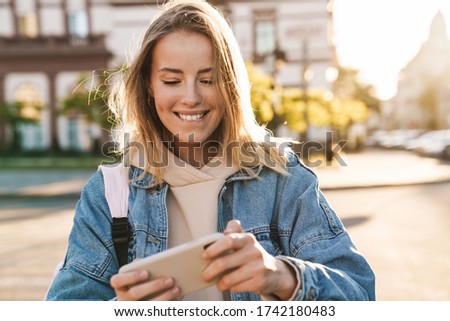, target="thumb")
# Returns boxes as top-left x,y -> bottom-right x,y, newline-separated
224,219 -> 243,234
